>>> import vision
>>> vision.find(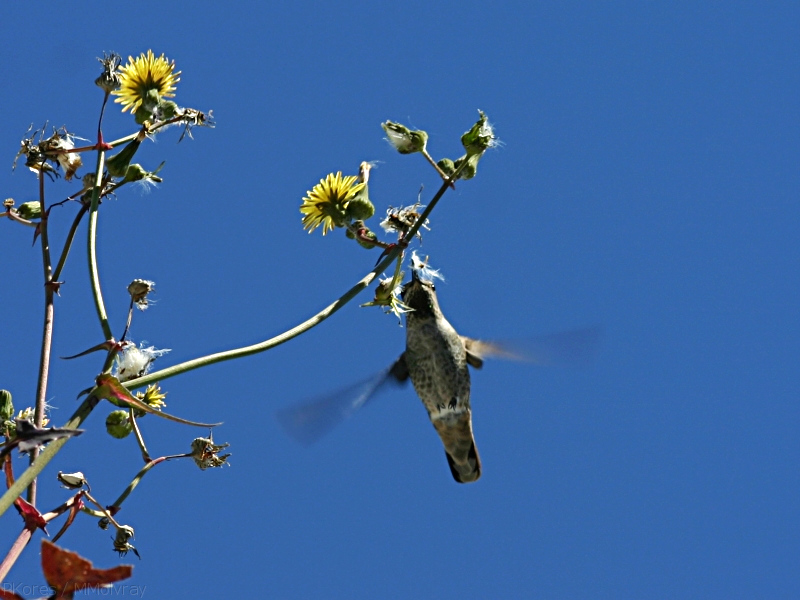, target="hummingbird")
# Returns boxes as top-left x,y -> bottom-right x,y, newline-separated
278,265 -> 599,484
